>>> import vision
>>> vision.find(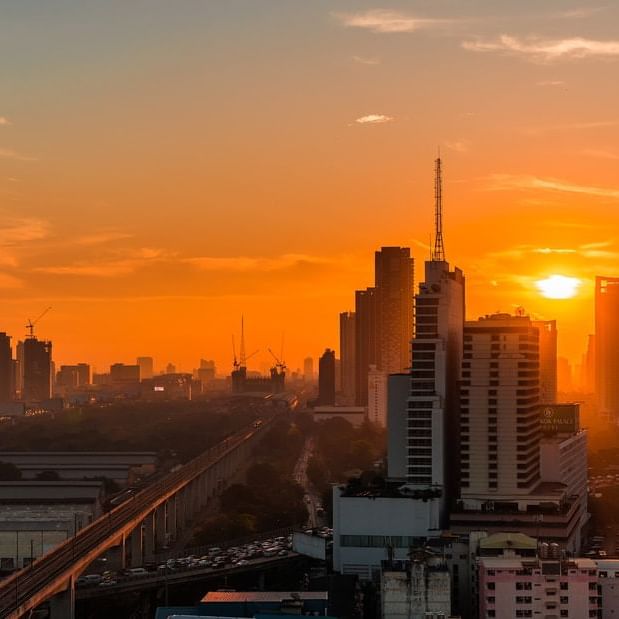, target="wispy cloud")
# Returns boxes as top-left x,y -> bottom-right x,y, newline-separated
75,231 -> 134,245
463,35 -> 619,62
582,148 -> 619,160
0,216 -> 50,245
537,80 -> 565,86
186,253 -> 331,273
444,140 -> 470,153
35,247 -> 169,277
524,119 -> 619,135
487,174 -> 619,199
334,10 -> 449,33
0,148 -> 37,162
352,55 -> 381,65
0,117 -> 11,126
355,114 -> 394,125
